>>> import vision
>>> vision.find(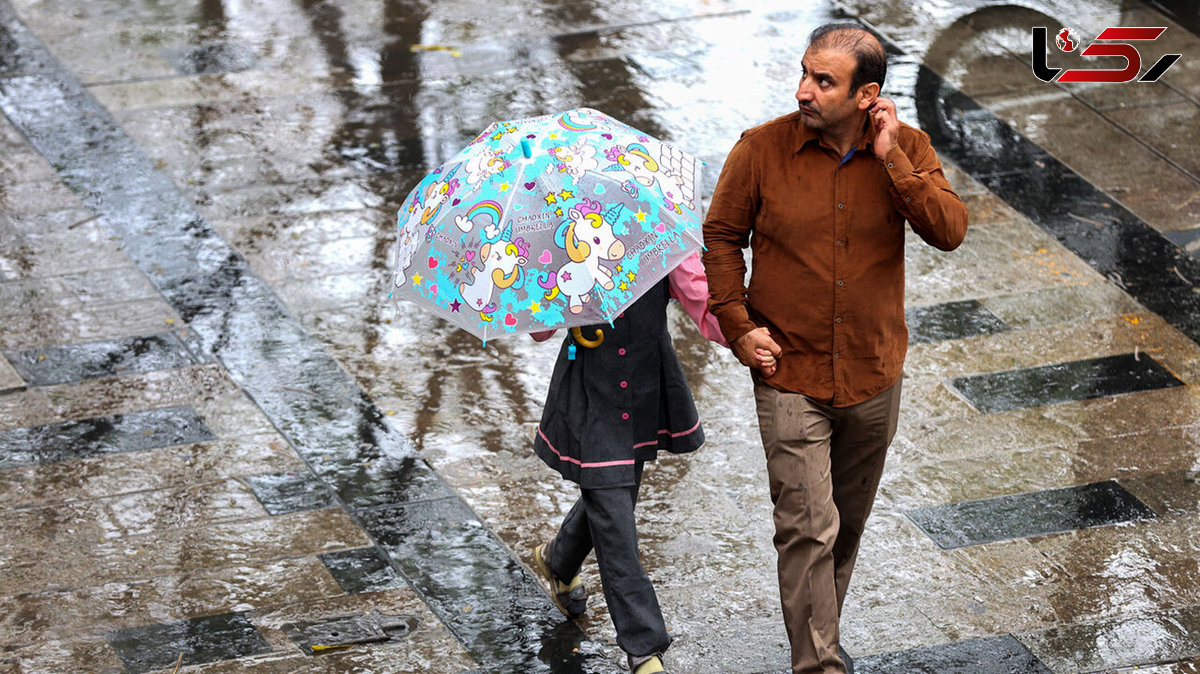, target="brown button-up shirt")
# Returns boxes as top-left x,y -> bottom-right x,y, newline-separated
702,111 -> 968,406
